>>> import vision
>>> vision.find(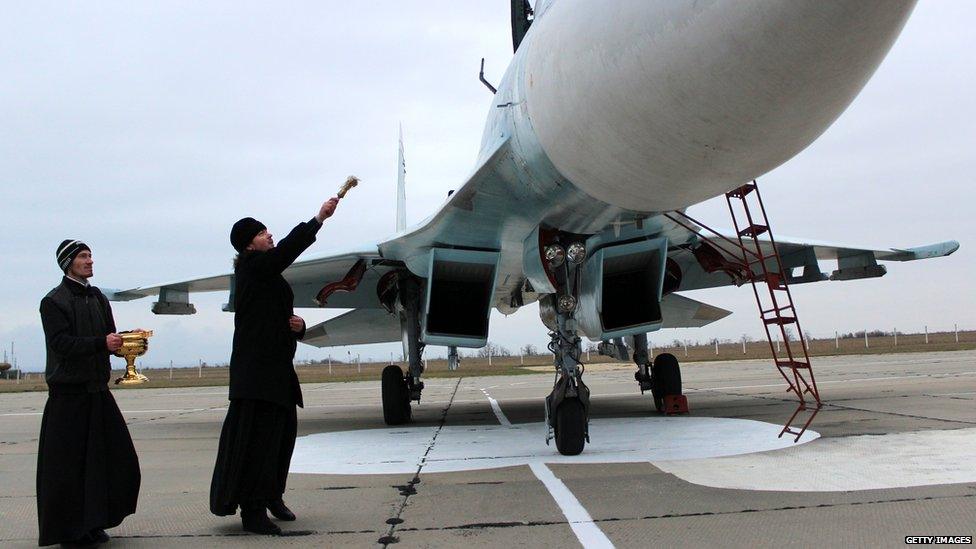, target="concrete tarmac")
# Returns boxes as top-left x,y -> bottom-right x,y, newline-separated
1,350 -> 974,547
